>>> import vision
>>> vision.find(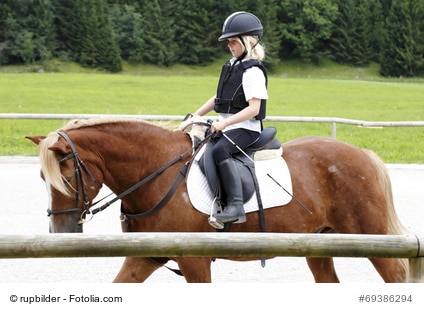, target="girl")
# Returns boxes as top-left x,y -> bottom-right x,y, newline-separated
189,11 -> 268,225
